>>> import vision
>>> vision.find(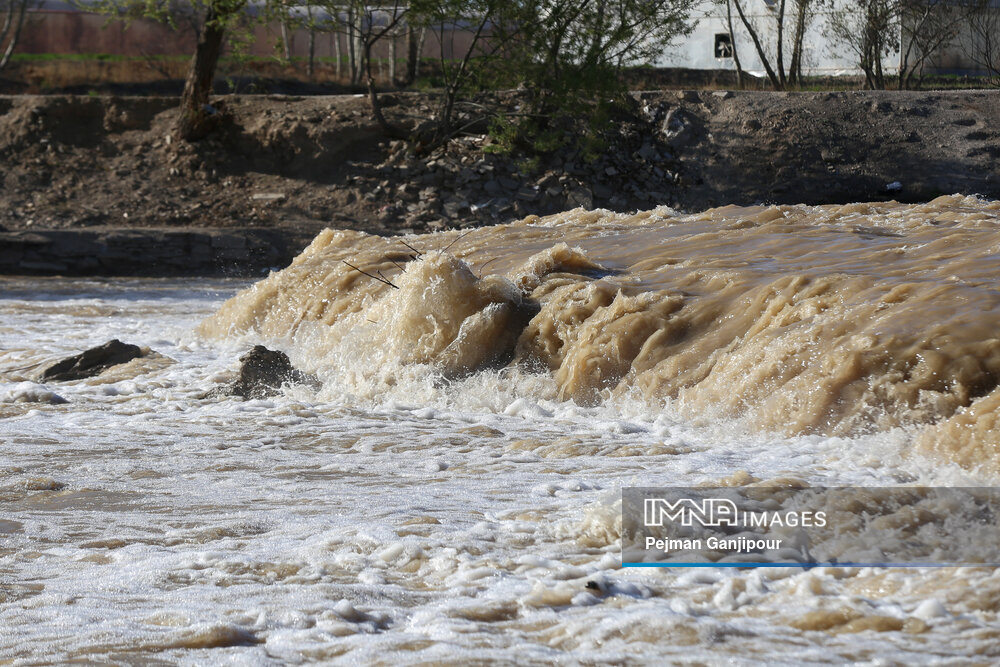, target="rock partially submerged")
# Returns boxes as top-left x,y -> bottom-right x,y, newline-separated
228,345 -> 318,399
41,339 -> 144,381
0,381 -> 68,404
